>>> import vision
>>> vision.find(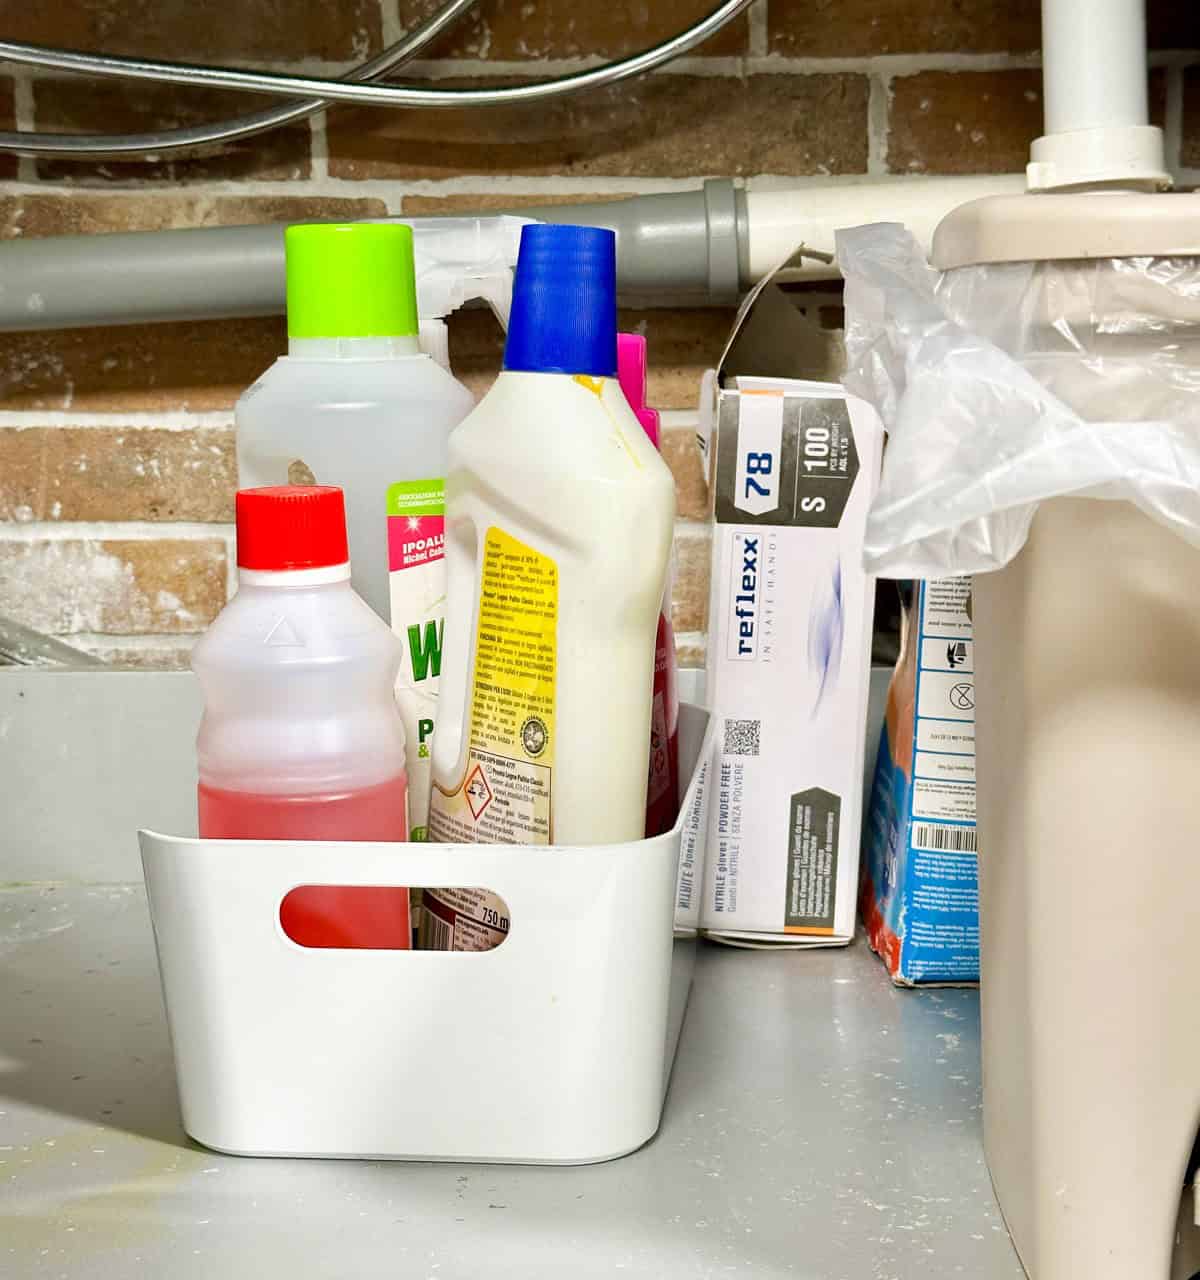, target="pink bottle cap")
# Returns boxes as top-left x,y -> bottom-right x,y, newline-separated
617,332 -> 661,450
